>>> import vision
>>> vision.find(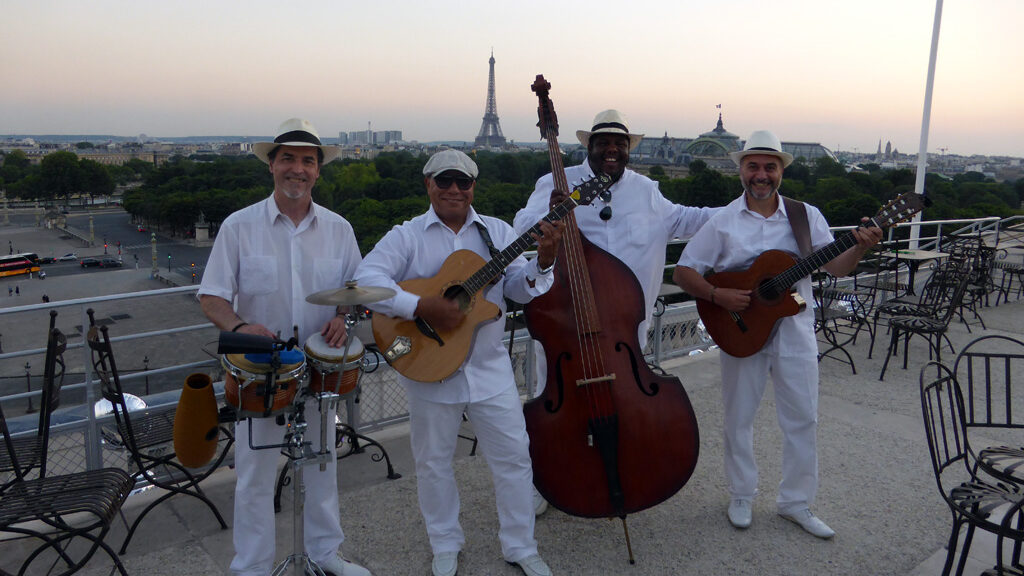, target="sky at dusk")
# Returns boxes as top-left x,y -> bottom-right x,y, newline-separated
2,0 -> 1022,158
